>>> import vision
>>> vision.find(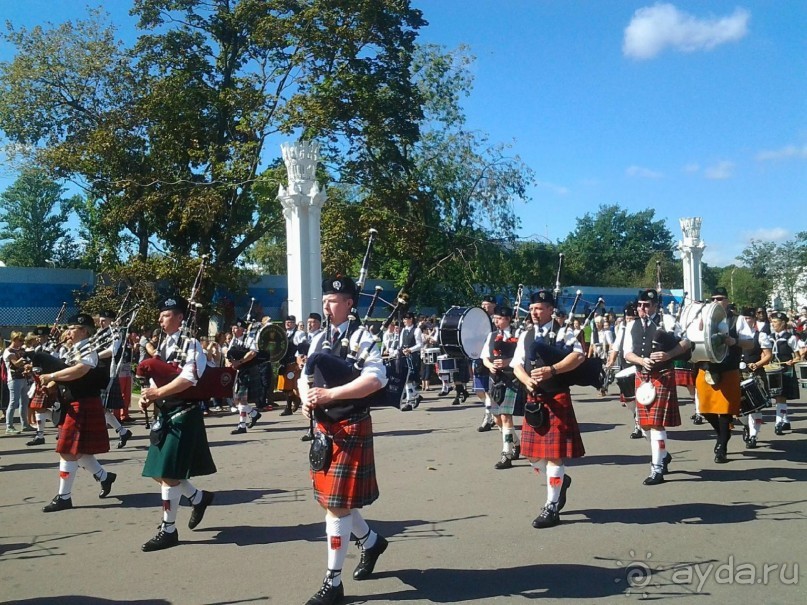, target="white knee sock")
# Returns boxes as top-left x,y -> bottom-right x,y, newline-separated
77,454 -> 107,481
650,429 -> 667,473
694,392 -> 700,414
351,509 -> 377,550
58,459 -> 79,498
179,480 -> 203,505
546,462 -> 565,507
325,514 -> 352,587
105,410 -> 122,431
776,403 -> 788,423
237,402 -> 251,427
502,427 -> 516,455
748,413 -> 762,437
161,484 -> 181,533
35,411 -> 48,436
530,459 -> 548,477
